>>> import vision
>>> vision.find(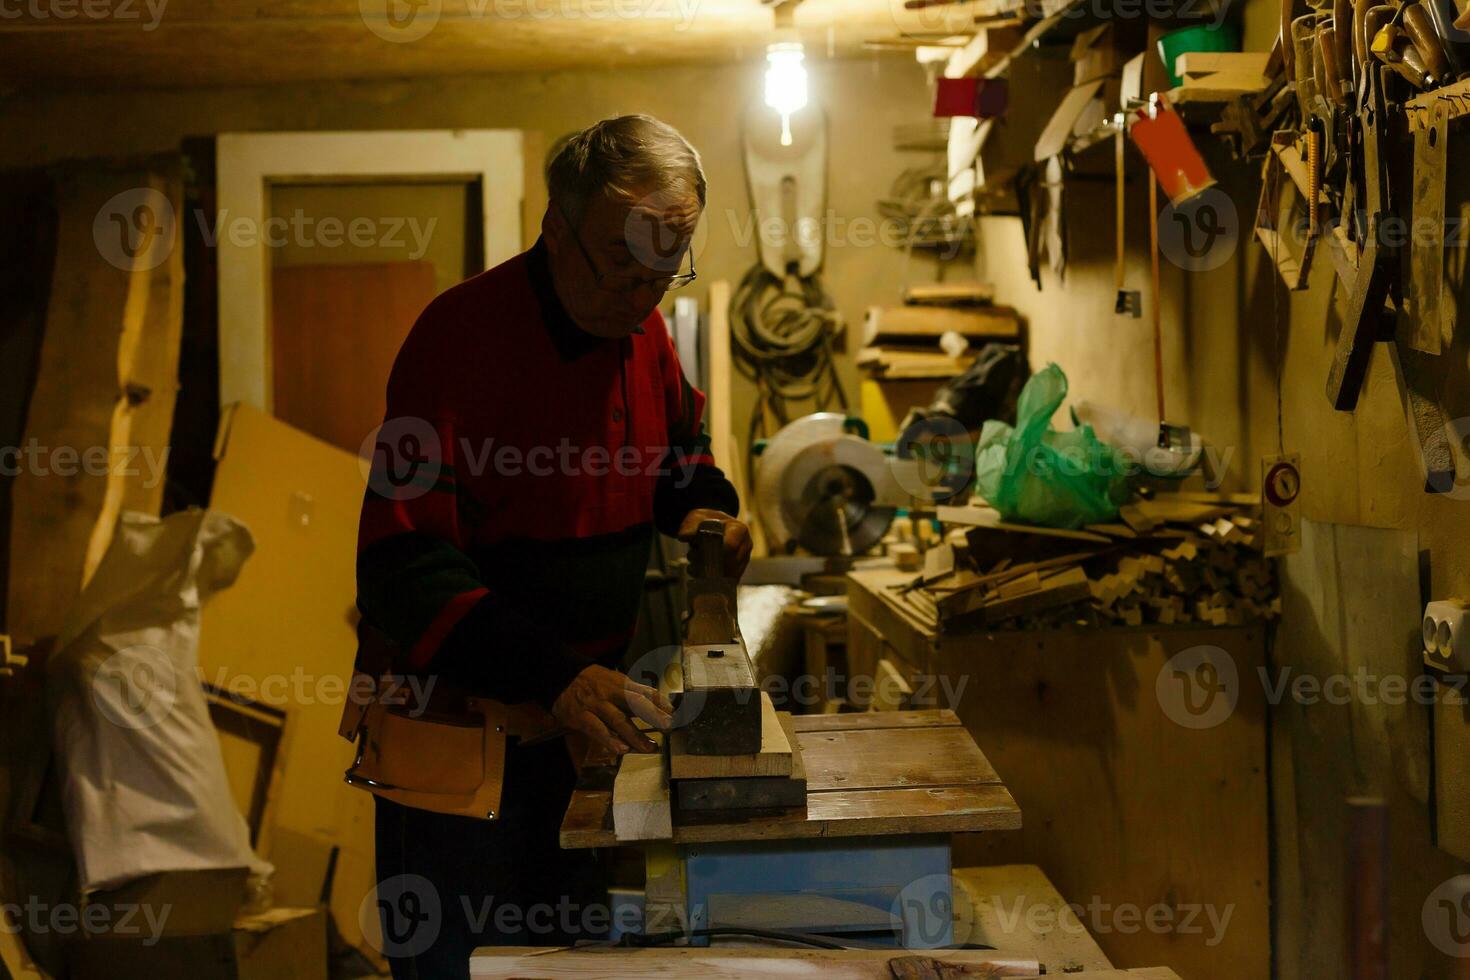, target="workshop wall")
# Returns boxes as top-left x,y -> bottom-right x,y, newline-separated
0,56 -> 936,494
971,2 -> 1470,977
